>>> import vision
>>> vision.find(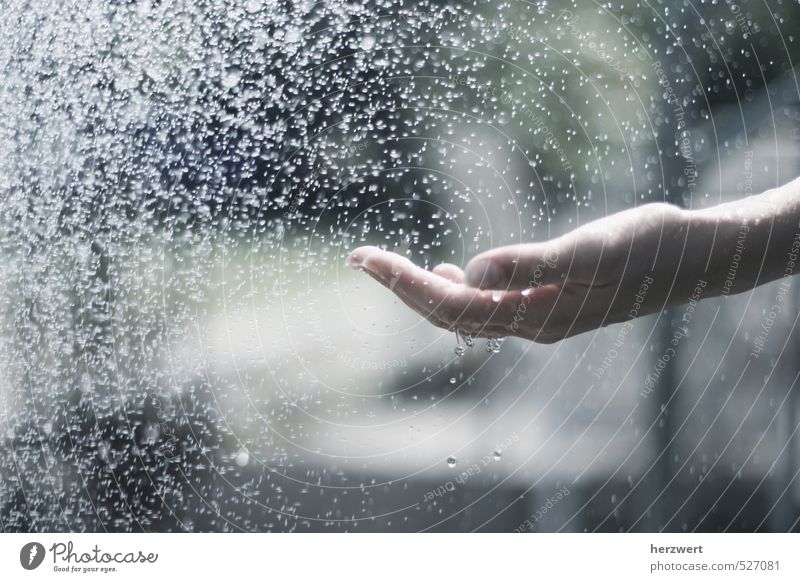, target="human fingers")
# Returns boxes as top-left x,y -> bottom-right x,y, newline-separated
349,247 -> 523,331
432,262 -> 465,284
463,240 -> 567,290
